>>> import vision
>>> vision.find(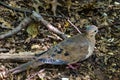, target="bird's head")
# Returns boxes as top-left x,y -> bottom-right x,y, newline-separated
85,25 -> 98,37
